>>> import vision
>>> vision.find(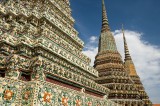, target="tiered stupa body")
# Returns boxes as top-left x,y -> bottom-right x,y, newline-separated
94,0 -> 144,105
122,27 -> 152,106
0,0 -> 119,106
